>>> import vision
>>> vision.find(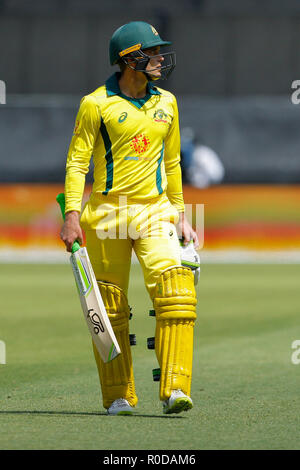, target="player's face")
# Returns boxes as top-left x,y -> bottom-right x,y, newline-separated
143,46 -> 164,78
